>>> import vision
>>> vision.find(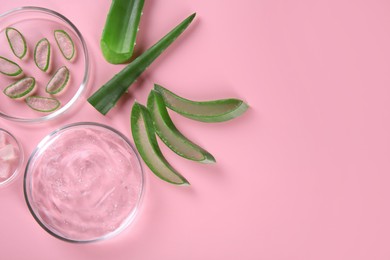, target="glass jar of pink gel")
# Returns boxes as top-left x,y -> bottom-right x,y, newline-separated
24,122 -> 144,242
0,128 -> 23,188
